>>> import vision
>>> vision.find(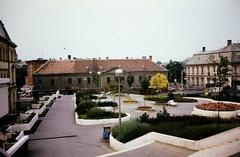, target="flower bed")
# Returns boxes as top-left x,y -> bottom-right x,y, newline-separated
123,97 -> 137,103
196,103 -> 240,111
137,106 -> 154,111
144,95 -> 197,103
